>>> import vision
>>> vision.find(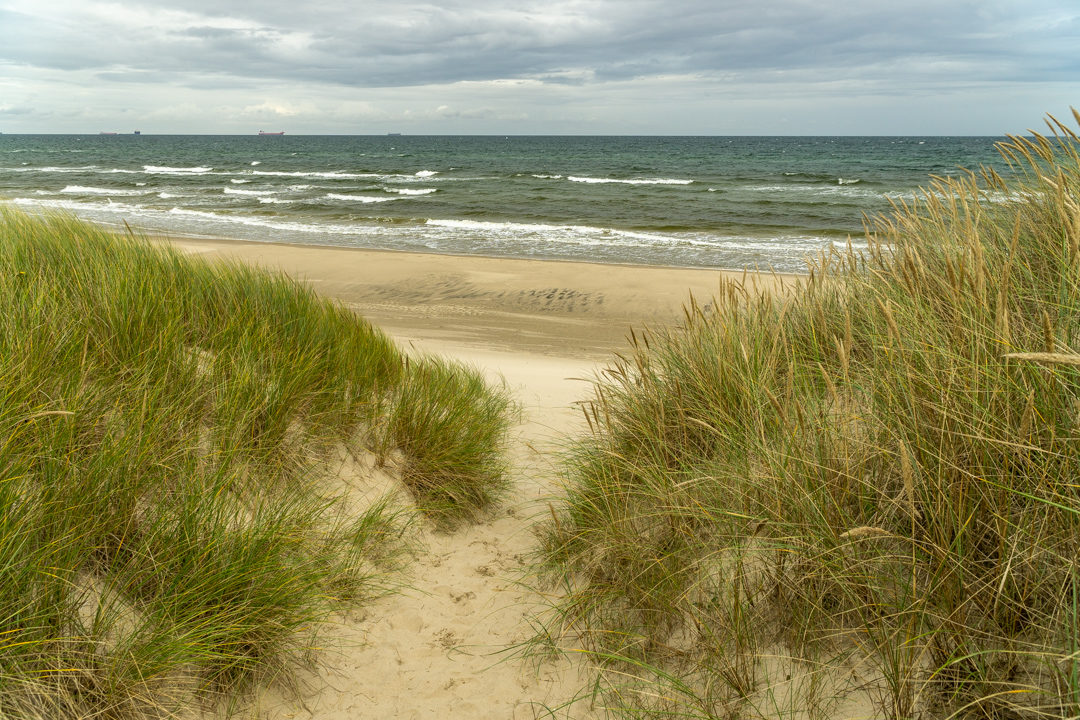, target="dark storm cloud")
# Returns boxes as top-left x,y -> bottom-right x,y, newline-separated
2,0 -> 1077,89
